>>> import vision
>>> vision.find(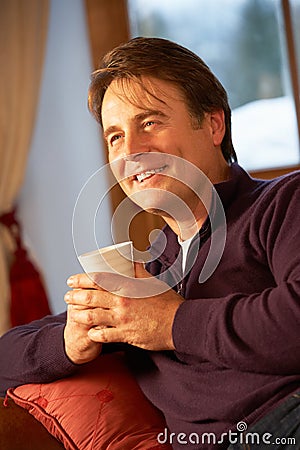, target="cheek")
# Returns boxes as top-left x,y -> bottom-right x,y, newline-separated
119,180 -> 134,198
109,156 -> 126,183
119,179 -> 129,190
